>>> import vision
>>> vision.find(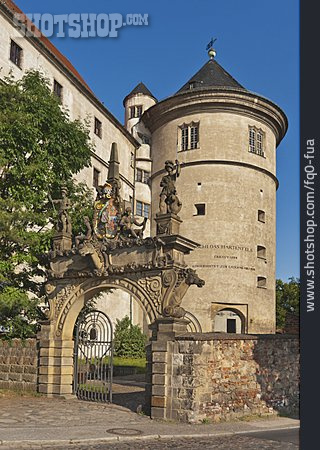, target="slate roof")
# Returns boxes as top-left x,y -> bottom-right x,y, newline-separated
123,82 -> 157,105
176,58 -> 246,93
